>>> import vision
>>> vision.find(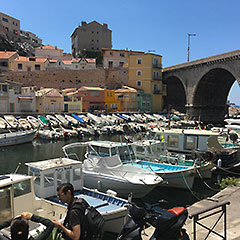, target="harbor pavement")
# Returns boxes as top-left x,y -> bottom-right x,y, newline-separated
142,186 -> 240,240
